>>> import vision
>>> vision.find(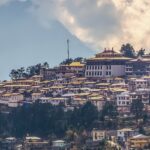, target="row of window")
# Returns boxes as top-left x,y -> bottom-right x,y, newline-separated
126,68 -> 133,71
86,71 -> 102,76
118,97 -> 130,100
118,101 -> 130,105
136,82 -> 147,84
86,61 -> 125,65
86,65 -> 111,70
86,71 -> 111,76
